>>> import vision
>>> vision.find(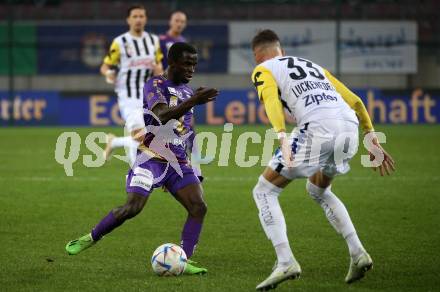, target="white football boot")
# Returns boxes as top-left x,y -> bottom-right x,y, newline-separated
345,251 -> 373,284
256,259 -> 301,291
